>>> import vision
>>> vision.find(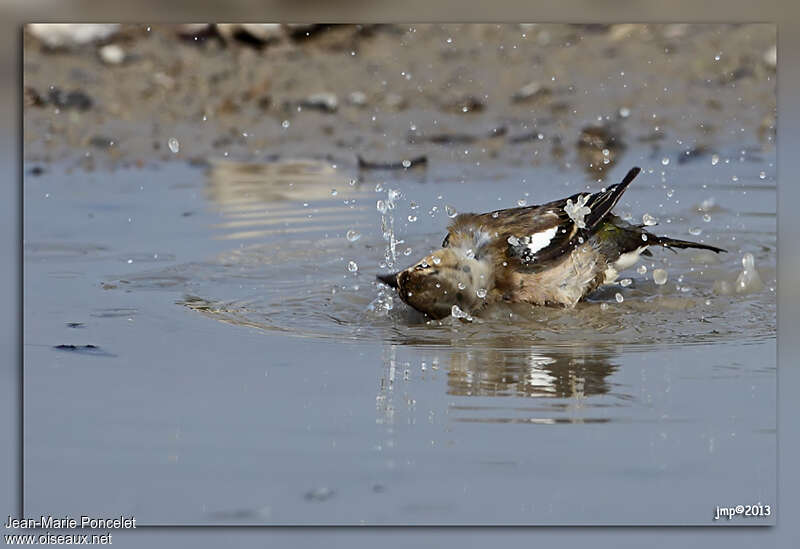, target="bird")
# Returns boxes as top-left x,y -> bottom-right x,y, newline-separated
376,166 -> 726,319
